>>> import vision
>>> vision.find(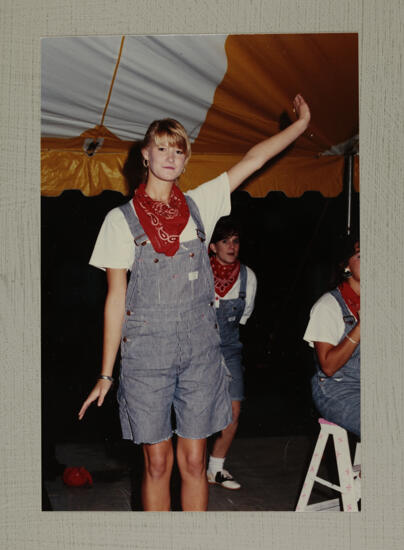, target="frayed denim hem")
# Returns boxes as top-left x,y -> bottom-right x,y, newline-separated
130,432 -> 174,446
174,420 -> 232,440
